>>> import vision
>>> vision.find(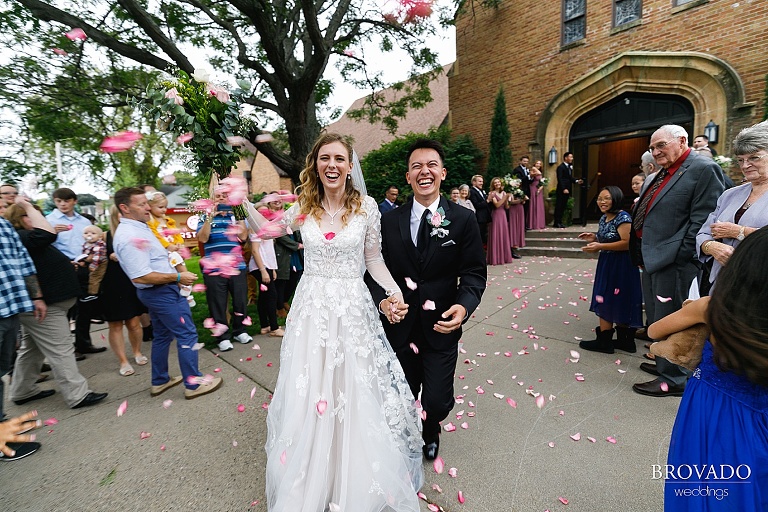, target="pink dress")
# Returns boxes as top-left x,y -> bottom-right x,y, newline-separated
487,191 -> 513,265
508,201 -> 526,248
527,176 -> 546,230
